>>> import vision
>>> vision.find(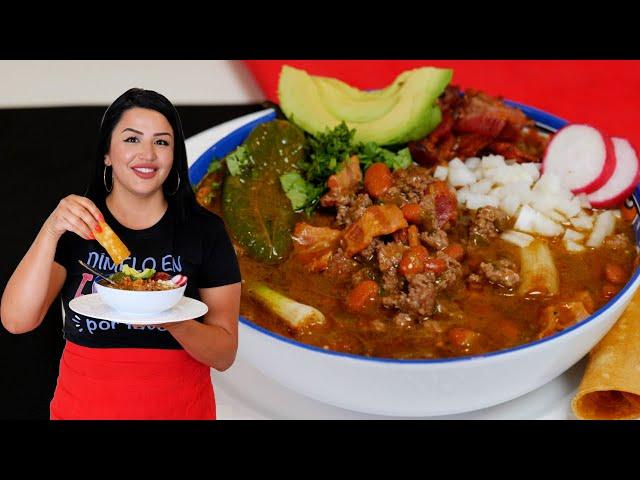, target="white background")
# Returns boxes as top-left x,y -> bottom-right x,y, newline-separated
0,60 -> 264,107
